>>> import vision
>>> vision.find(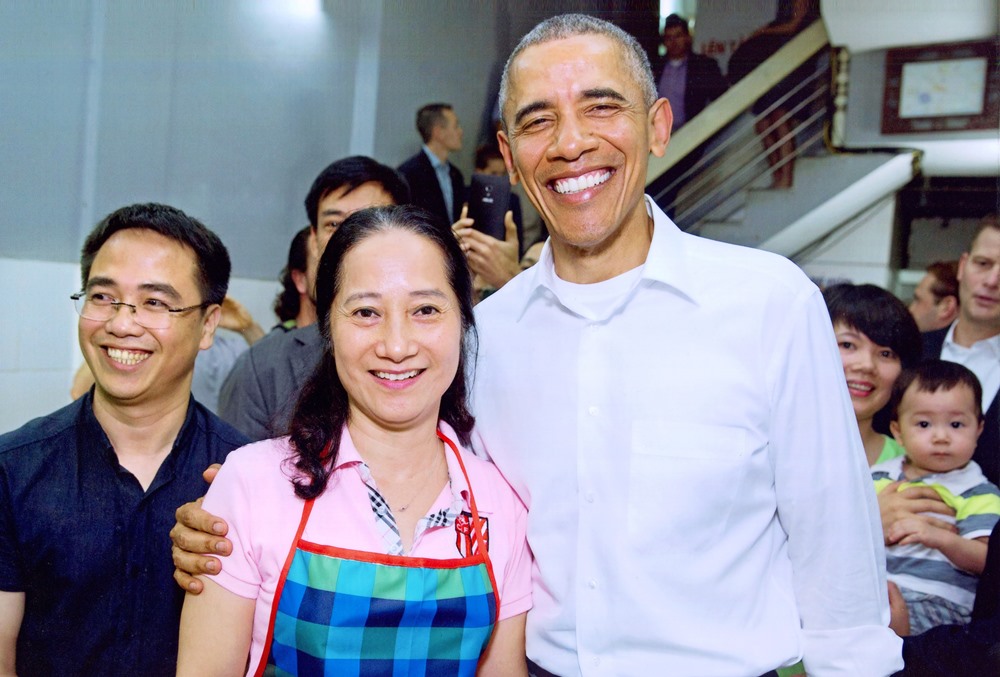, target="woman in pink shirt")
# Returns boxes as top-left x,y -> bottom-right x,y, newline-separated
177,206 -> 531,676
